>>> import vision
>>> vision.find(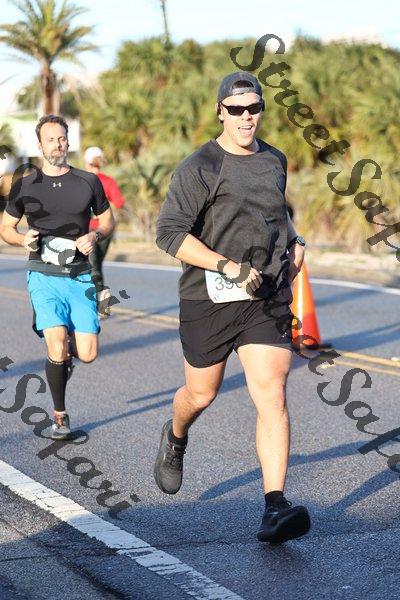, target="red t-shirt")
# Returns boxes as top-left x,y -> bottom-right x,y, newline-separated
89,171 -> 125,230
